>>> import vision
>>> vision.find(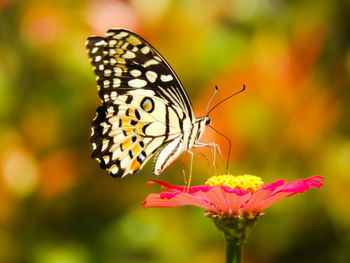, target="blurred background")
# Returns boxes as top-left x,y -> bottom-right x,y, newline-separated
0,0 -> 349,262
